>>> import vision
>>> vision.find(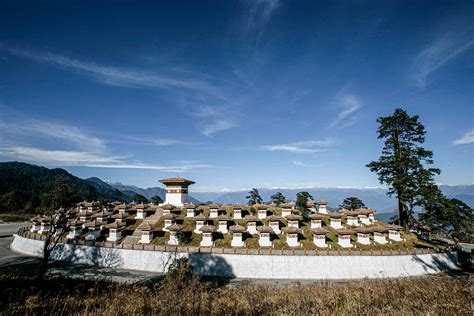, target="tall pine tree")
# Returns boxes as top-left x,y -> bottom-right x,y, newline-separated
246,188 -> 263,206
339,197 -> 366,210
270,192 -> 286,206
367,108 -> 440,231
